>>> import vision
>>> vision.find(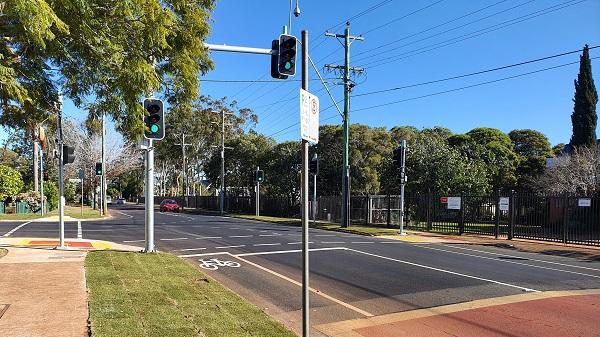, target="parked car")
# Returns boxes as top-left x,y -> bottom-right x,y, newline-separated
115,198 -> 125,205
160,199 -> 181,212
